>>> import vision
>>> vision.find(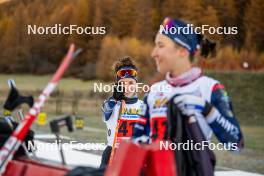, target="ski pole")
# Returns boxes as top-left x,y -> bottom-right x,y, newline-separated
108,100 -> 125,165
